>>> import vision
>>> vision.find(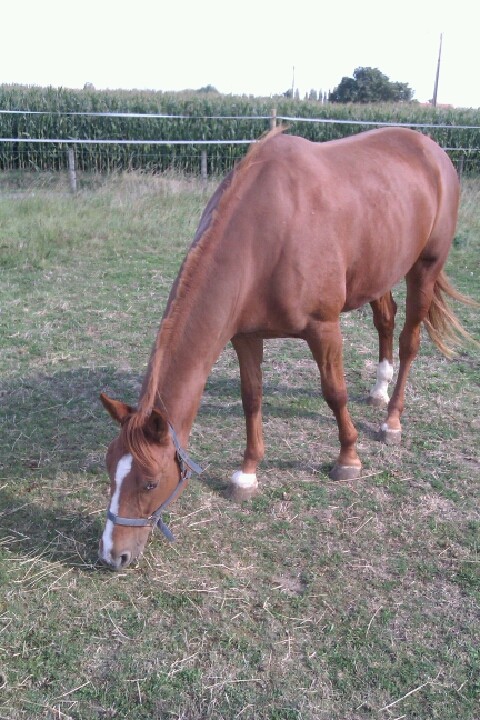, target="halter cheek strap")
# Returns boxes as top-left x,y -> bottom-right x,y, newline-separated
106,423 -> 203,542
